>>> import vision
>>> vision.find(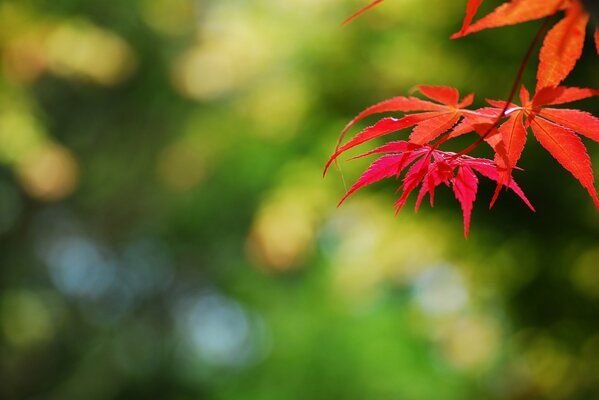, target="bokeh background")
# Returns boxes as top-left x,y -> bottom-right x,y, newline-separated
1,0 -> 599,399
